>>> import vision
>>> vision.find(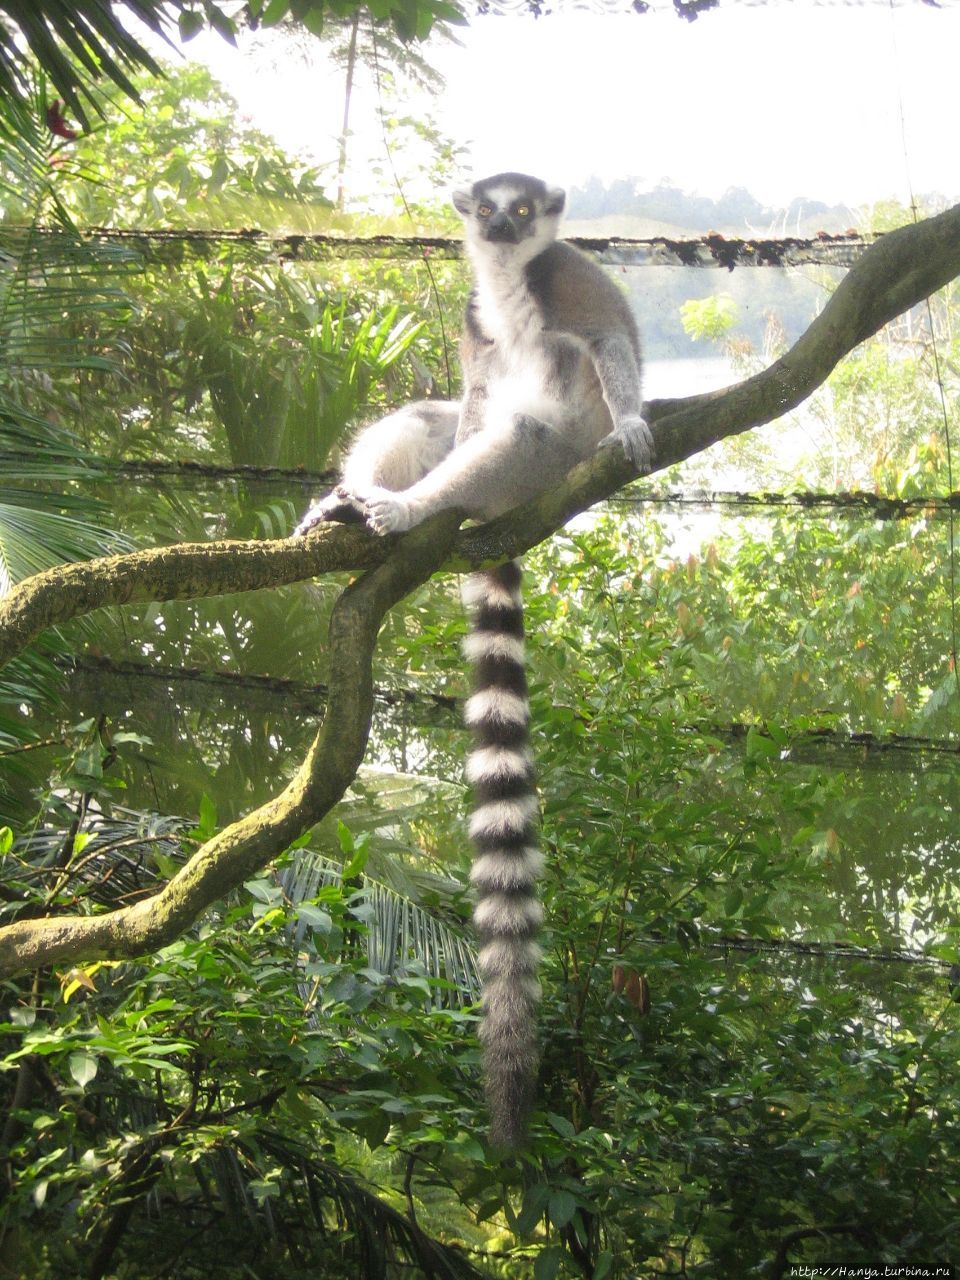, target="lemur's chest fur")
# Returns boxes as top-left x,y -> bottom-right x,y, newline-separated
468,259 -> 603,432
472,258 -> 544,351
